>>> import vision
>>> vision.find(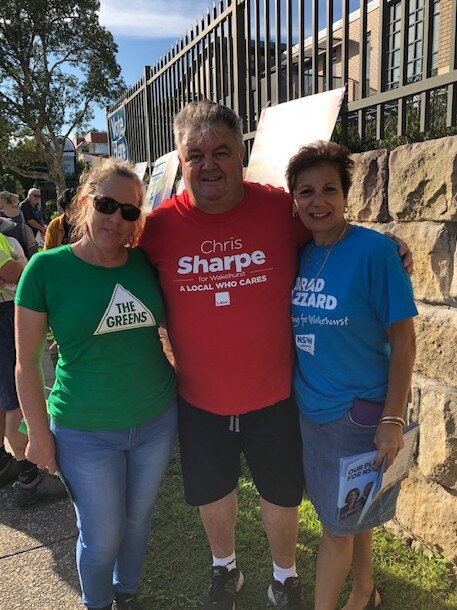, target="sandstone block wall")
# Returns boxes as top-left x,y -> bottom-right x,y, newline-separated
347,136 -> 457,566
